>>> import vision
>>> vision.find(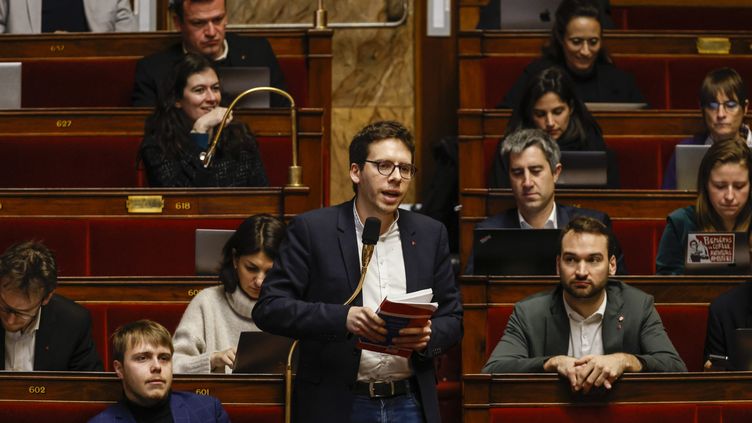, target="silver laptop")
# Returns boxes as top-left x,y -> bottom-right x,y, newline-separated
233,331 -> 295,374
556,151 -> 608,188
194,229 -> 234,276
0,62 -> 22,109
676,144 -> 710,190
500,0 -> 558,29
216,67 -> 270,108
